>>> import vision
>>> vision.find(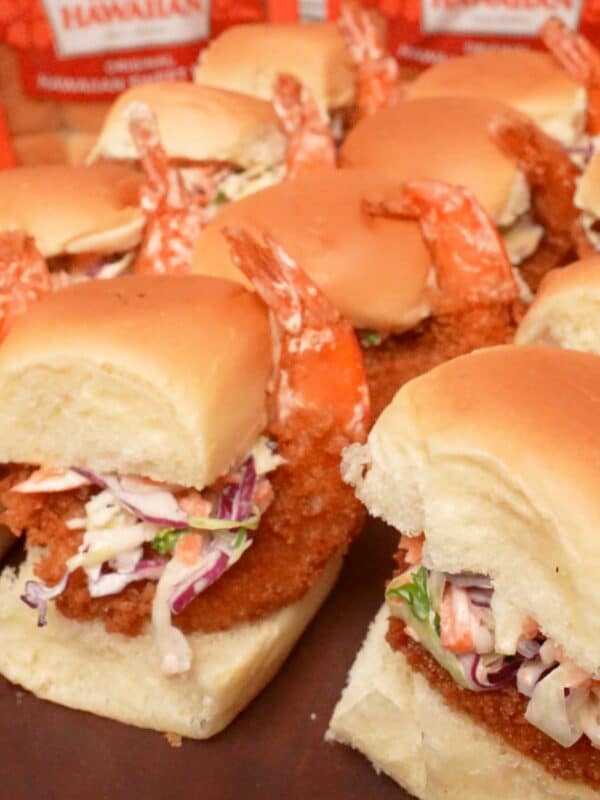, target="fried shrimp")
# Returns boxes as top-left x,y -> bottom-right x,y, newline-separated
490,111 -> 592,262
127,102 -> 211,276
363,181 -> 523,416
338,0 -> 402,121
272,74 -> 337,179
0,232 -> 50,340
541,17 -> 600,135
